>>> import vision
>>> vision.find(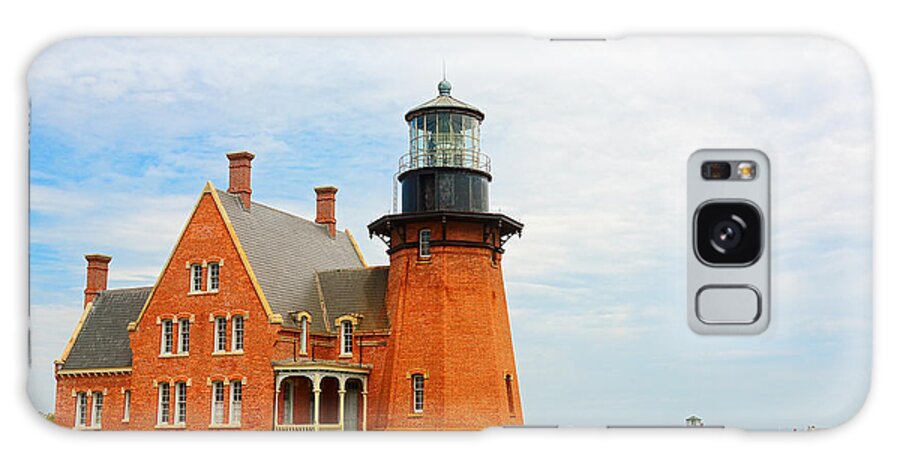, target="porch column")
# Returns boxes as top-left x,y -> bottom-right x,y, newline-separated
273,376 -> 282,430
361,390 -> 368,431
338,389 -> 346,431
313,374 -> 321,431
